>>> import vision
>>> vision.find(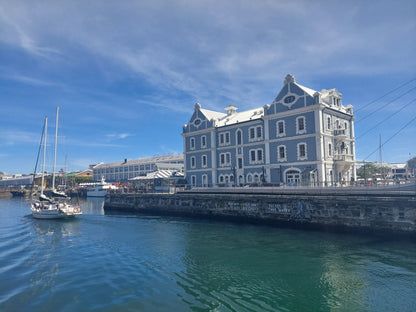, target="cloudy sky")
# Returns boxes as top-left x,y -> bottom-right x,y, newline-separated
1,0 -> 415,174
